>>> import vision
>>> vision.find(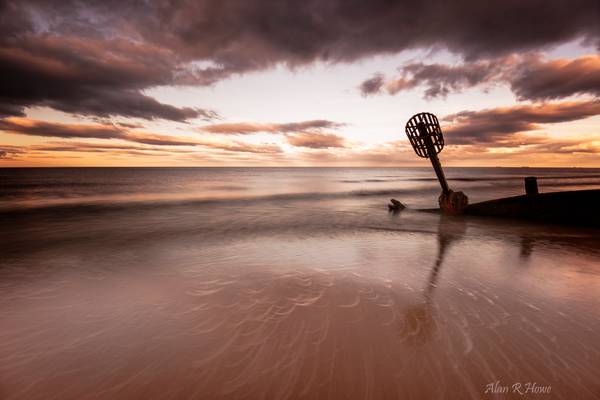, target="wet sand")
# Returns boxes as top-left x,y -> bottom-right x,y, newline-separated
1,196 -> 599,399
